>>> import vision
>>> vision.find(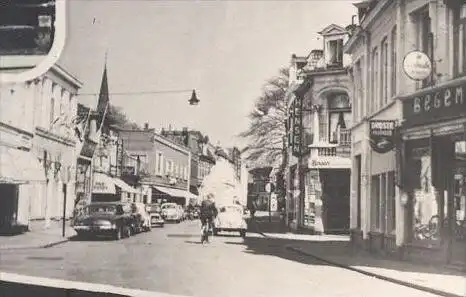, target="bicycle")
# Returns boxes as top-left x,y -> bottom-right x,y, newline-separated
201,219 -> 213,244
